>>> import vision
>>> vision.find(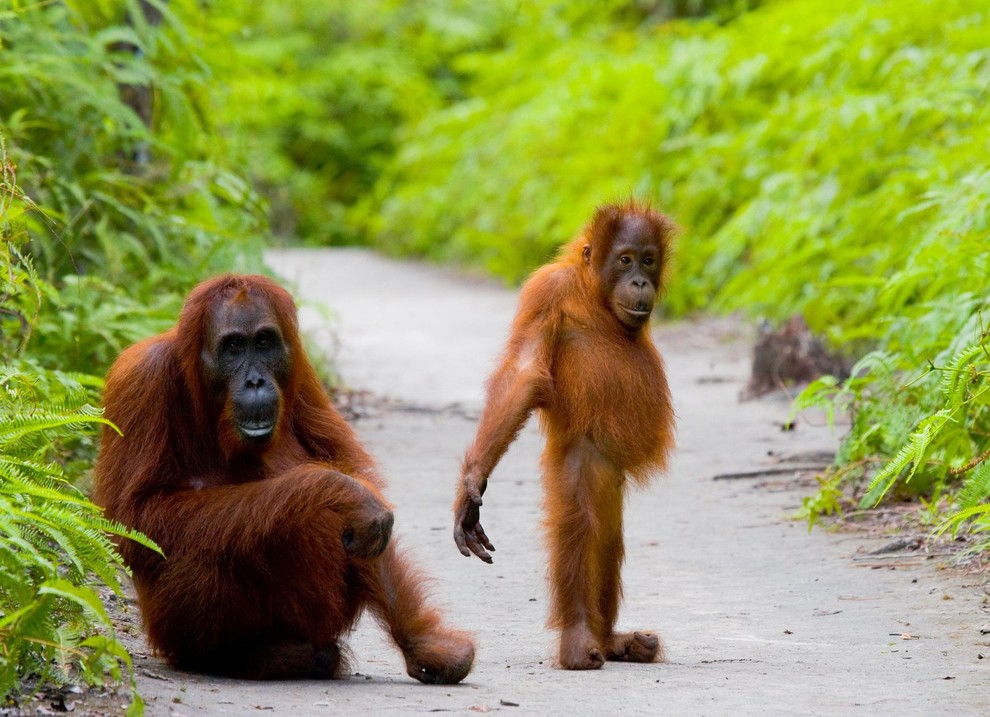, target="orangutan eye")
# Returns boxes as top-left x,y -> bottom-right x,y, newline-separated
643,256 -> 654,266
221,335 -> 246,356
619,255 -> 632,266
